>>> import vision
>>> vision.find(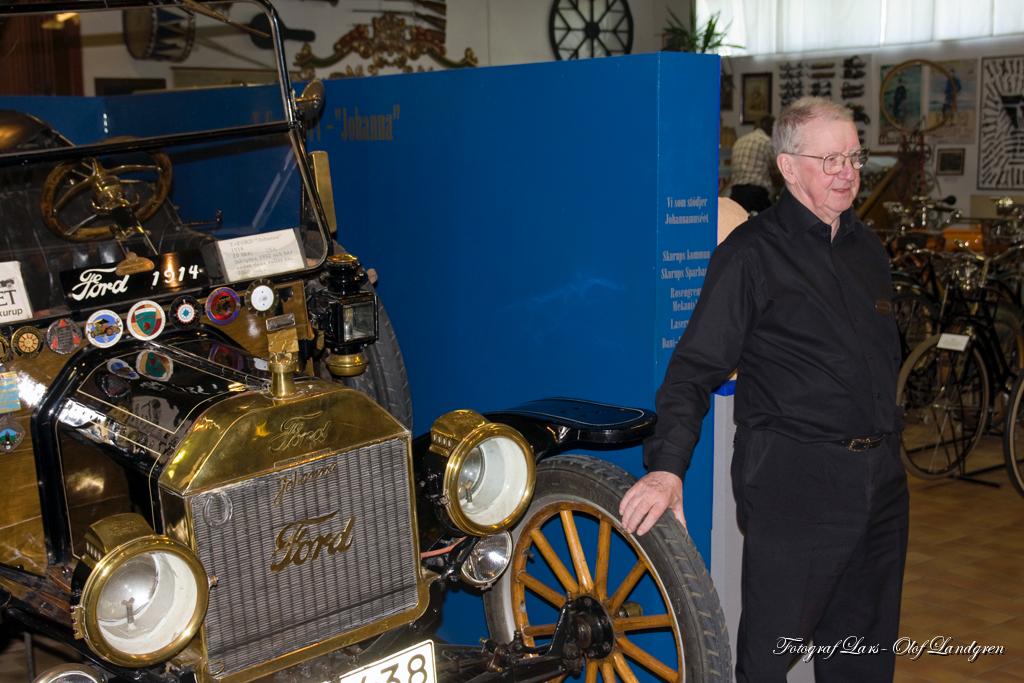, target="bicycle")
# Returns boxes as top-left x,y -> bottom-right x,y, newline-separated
896,243 -> 1024,479
880,196 -> 963,358
992,199 -> 1024,495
